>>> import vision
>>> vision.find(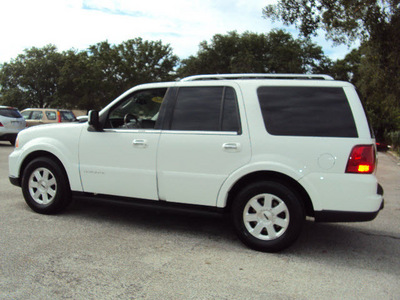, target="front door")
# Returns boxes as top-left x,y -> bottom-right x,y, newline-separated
79,87 -> 167,200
